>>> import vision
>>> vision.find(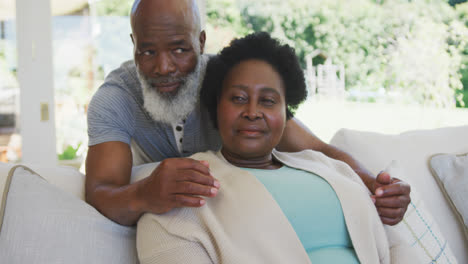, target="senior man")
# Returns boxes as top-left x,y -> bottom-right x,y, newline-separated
85,0 -> 410,226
